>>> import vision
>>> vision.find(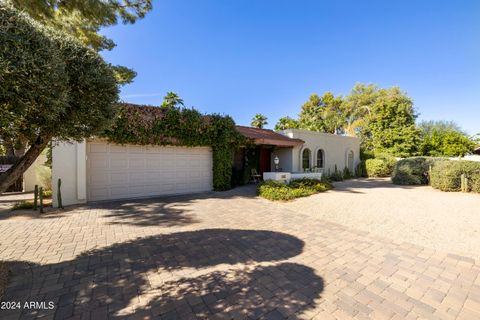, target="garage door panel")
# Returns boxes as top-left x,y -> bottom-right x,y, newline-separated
89,143 -> 108,153
110,145 -> 127,153
110,172 -> 128,184
110,158 -> 128,169
87,143 -> 212,201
